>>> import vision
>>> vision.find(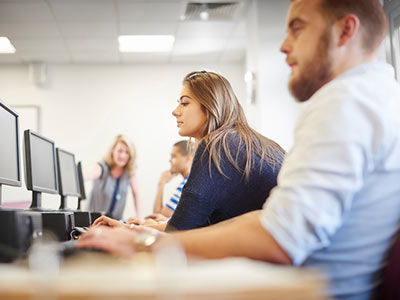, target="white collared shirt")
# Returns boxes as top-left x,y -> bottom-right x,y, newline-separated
261,62 -> 400,300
